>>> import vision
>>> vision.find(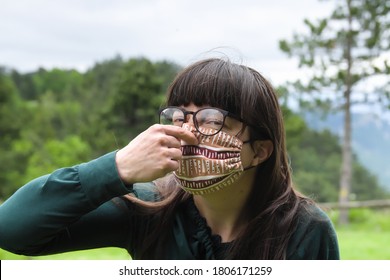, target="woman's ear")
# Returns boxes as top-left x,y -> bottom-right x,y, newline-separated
250,140 -> 273,166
